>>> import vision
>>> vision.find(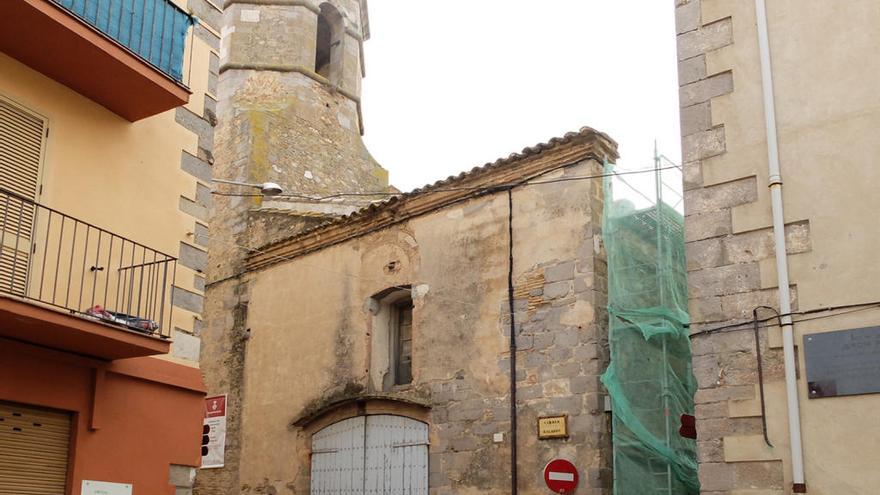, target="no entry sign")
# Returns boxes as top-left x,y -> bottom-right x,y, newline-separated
544,459 -> 579,493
